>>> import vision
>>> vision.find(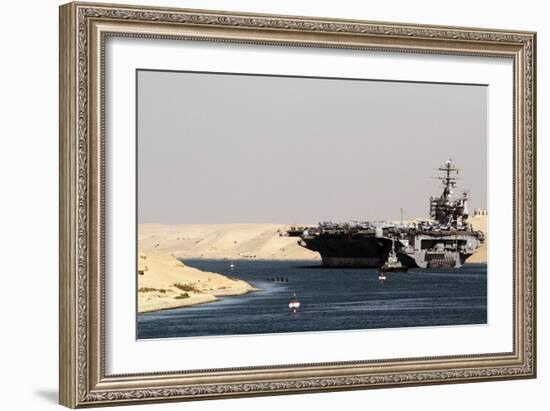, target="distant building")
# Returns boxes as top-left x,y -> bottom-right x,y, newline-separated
473,208 -> 488,216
